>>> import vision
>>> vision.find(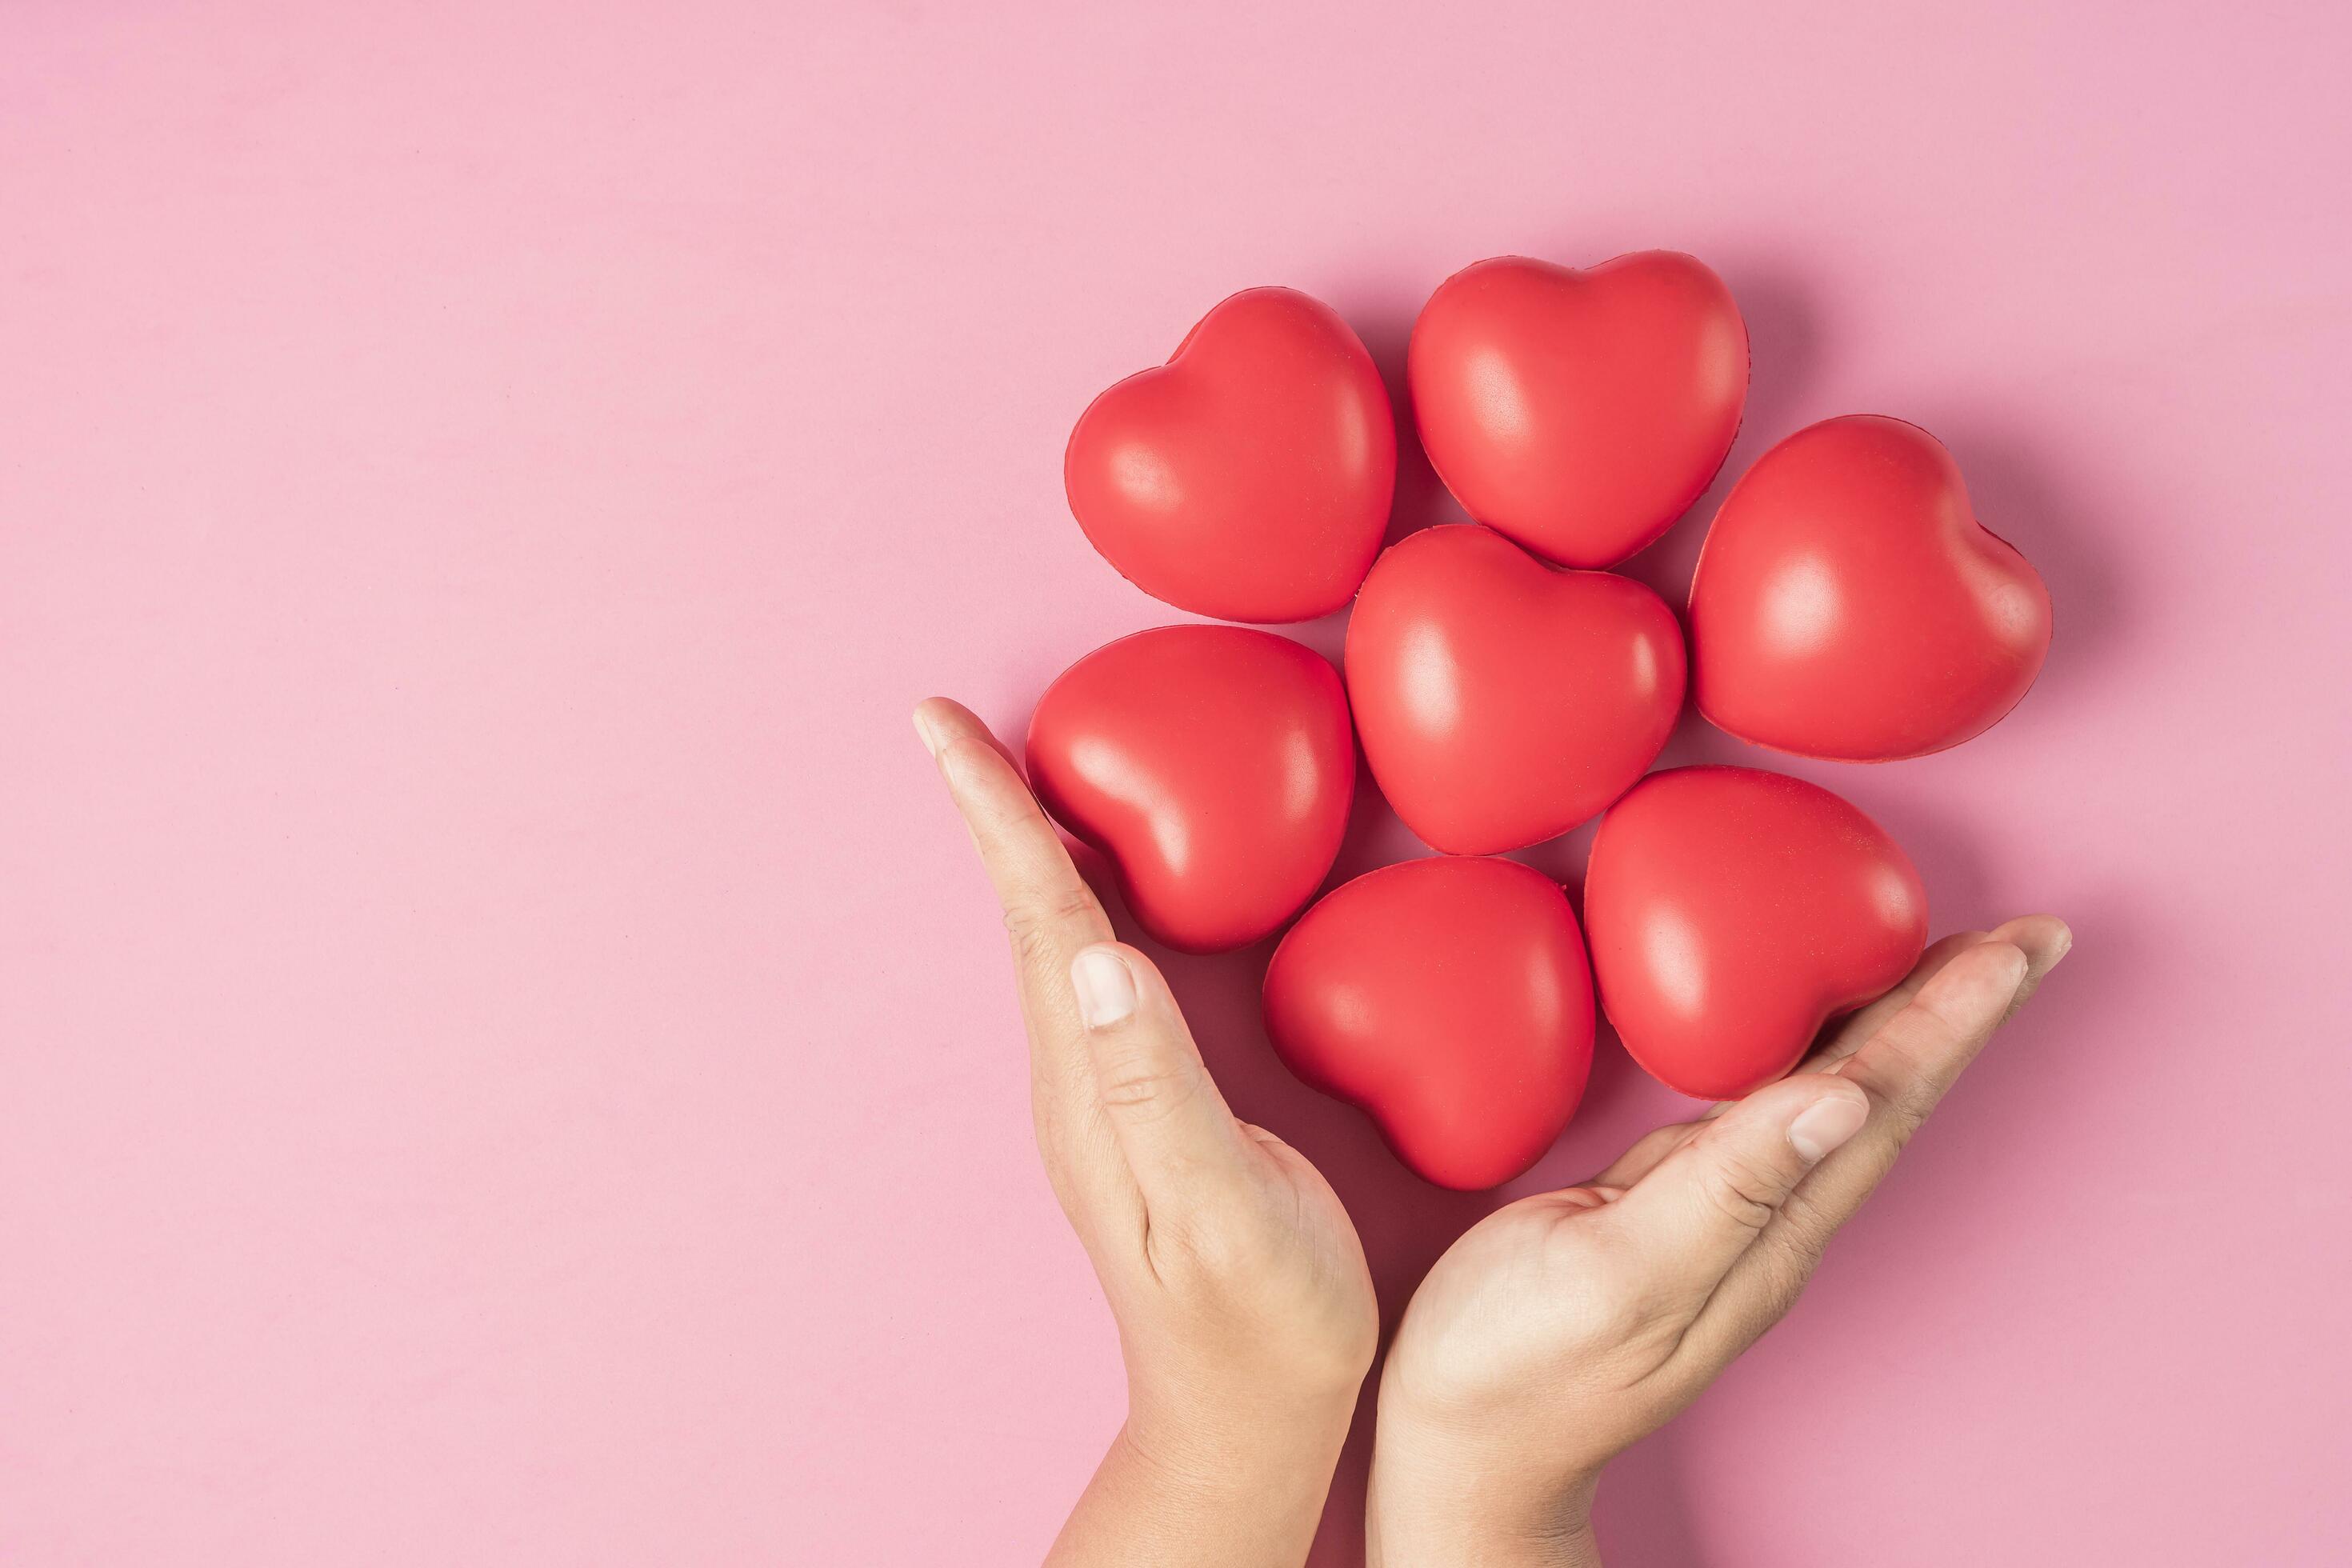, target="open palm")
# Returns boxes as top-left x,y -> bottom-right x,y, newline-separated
1370,918 -> 2070,1565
